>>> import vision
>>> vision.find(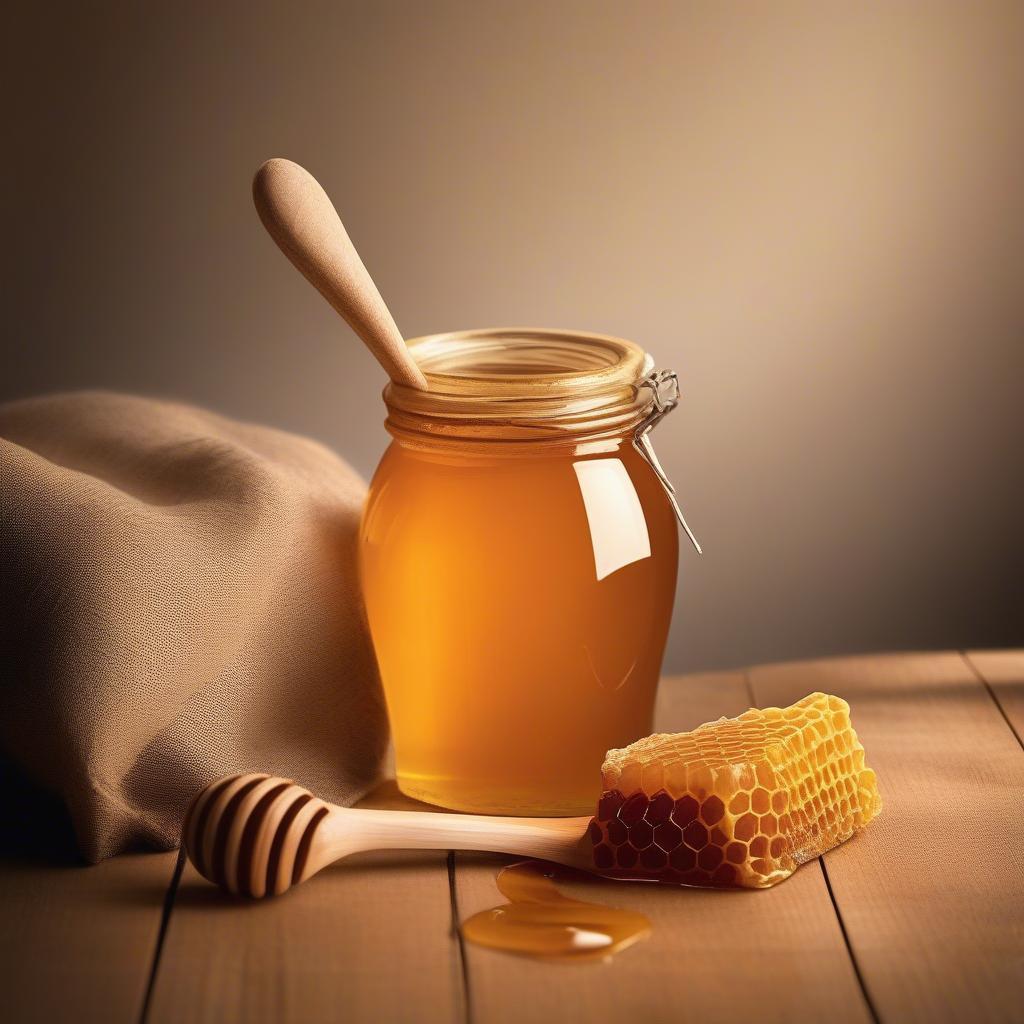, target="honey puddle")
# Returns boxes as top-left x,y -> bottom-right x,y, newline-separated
461,861 -> 650,962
